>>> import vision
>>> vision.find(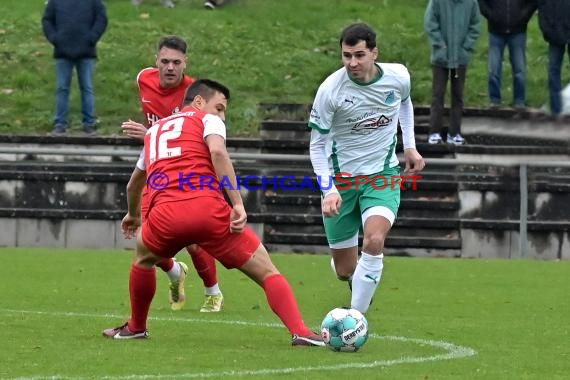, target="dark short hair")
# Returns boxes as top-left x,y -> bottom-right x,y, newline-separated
184,79 -> 231,106
157,35 -> 187,54
339,23 -> 377,50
